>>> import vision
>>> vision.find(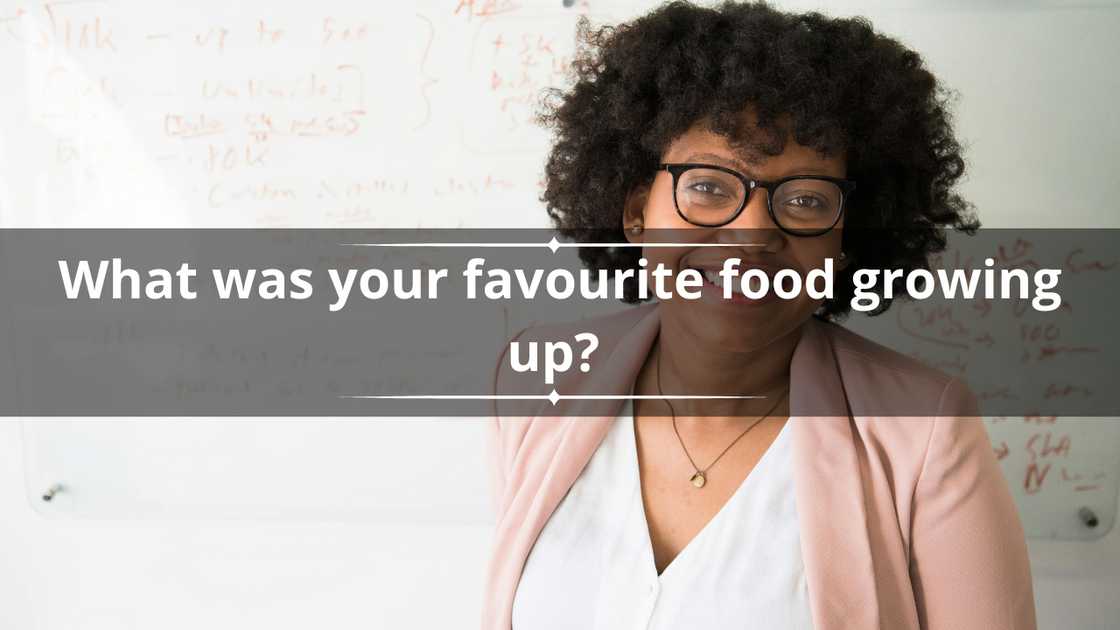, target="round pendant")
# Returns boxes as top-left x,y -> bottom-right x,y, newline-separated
690,471 -> 707,488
